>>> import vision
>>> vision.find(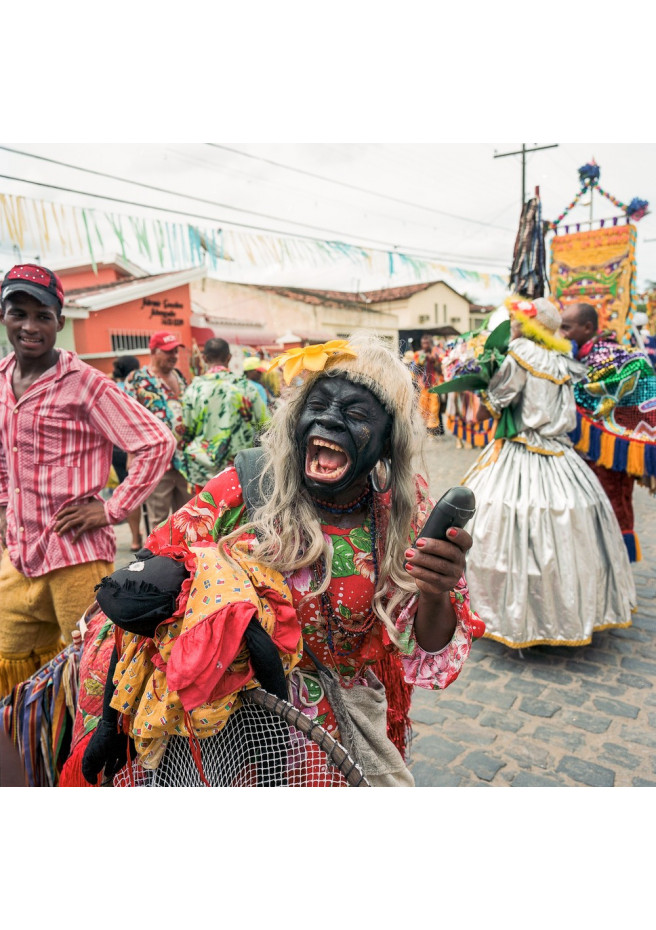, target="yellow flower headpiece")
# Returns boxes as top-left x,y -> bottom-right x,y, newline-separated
268,339 -> 358,384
